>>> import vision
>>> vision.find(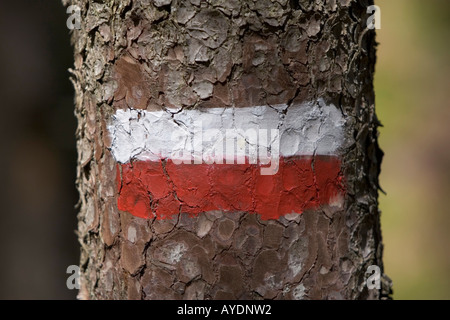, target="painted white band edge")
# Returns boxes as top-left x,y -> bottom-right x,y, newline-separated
108,99 -> 346,164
